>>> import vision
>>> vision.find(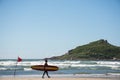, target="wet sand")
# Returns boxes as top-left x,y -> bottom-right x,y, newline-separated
1,74 -> 120,80
0,76 -> 120,80
0,77 -> 116,80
